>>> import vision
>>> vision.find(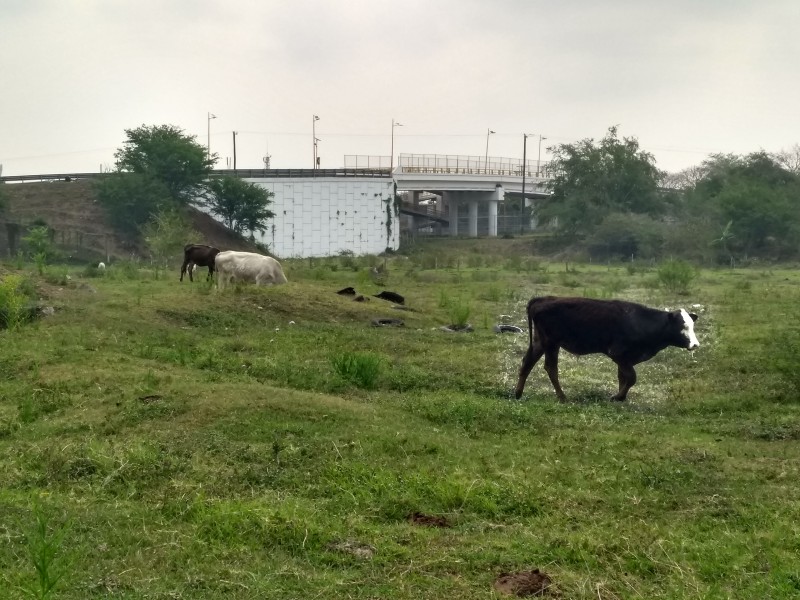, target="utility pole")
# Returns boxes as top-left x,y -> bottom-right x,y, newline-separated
232,131 -> 238,170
